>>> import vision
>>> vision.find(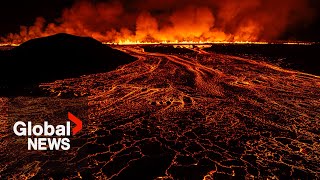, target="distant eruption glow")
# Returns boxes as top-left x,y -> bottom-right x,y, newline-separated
0,41 -> 315,47
102,41 -> 315,46
0,0 -> 315,45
